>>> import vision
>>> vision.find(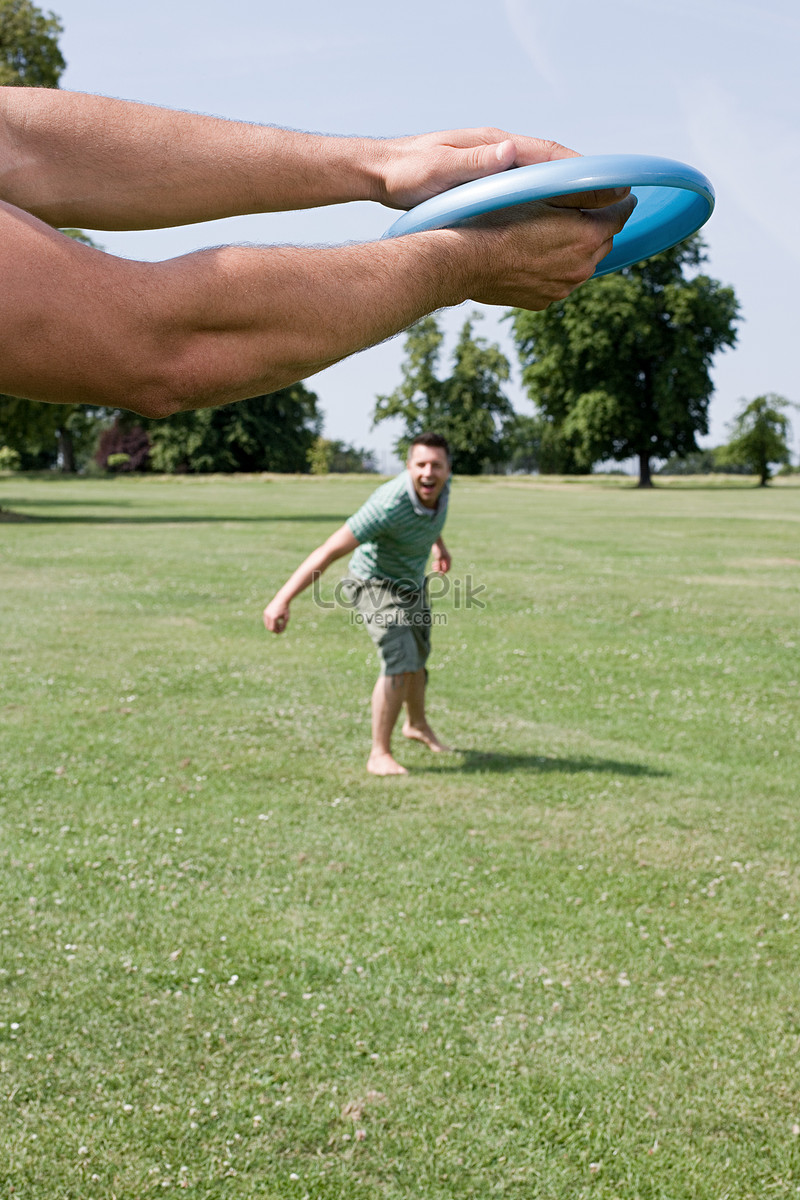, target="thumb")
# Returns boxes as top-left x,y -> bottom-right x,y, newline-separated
444,139 -> 518,191
444,145 -> 632,210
